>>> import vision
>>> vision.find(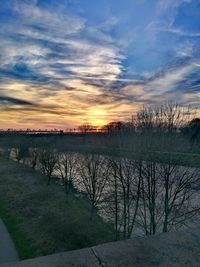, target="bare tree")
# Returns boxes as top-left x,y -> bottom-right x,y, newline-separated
136,102 -> 193,133
78,154 -> 111,219
56,152 -> 79,201
78,123 -> 95,133
138,160 -> 161,235
29,148 -> 39,170
38,149 -> 58,185
13,137 -> 30,163
159,162 -> 200,232
103,157 -> 142,239
137,159 -> 200,235
182,117 -> 200,147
